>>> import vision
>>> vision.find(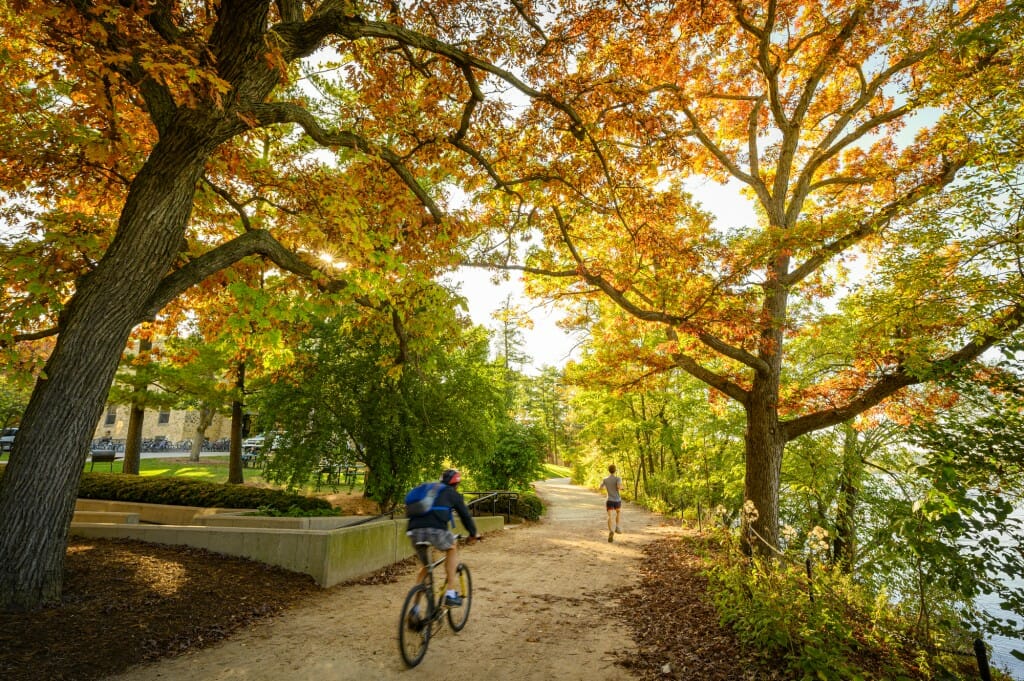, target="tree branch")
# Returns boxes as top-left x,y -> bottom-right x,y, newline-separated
391,308 -> 409,365
275,0 -> 305,23
775,7 -> 864,206
141,229 -> 359,320
145,0 -> 184,43
748,95 -> 764,185
805,175 -> 875,193
552,209 -> 769,373
666,329 -> 751,405
475,262 -> 579,278
202,177 -> 254,231
783,302 -> 1024,440
782,155 -> 966,286
789,7 -> 863,132
510,0 -> 550,50
65,0 -> 179,133
244,101 -> 446,223
787,51 -> 930,227
680,103 -> 771,207
8,328 -> 60,344
730,0 -> 789,135
273,12 -> 587,135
